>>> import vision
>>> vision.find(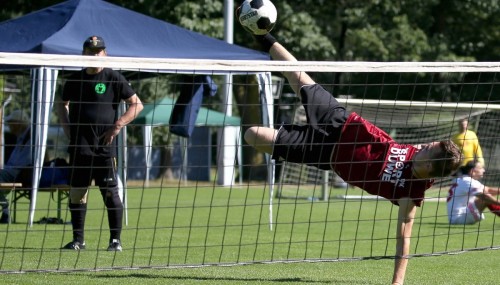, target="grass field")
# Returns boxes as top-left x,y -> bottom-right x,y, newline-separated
1,182 -> 499,284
